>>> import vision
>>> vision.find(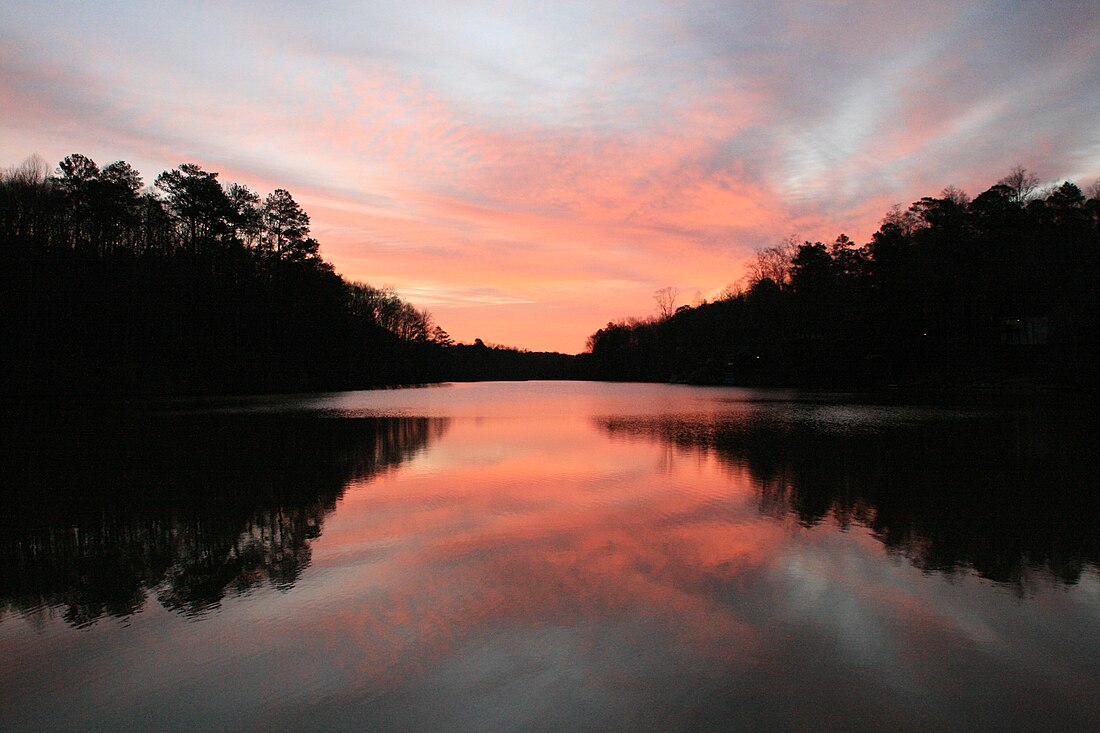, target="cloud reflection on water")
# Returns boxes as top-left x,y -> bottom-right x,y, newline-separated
2,386 -> 1099,731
